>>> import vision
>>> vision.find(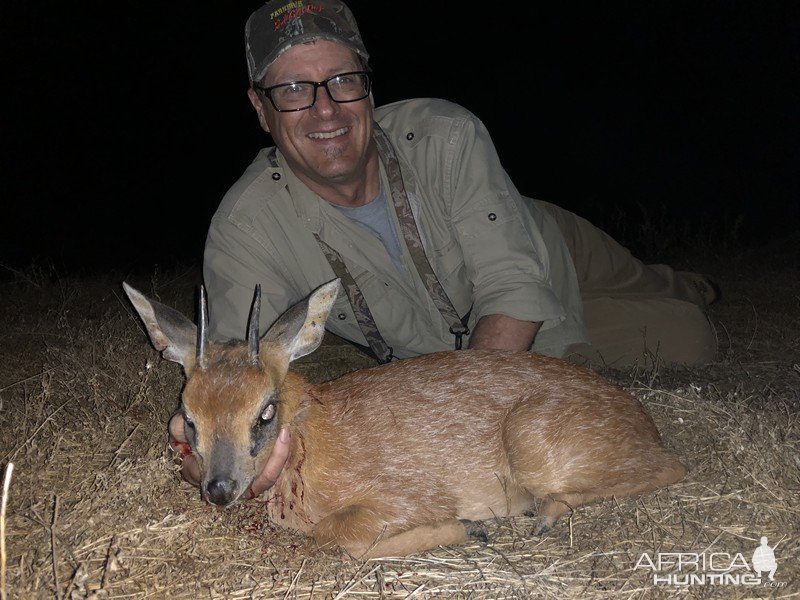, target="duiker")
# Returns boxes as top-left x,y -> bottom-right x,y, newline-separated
123,280 -> 686,558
